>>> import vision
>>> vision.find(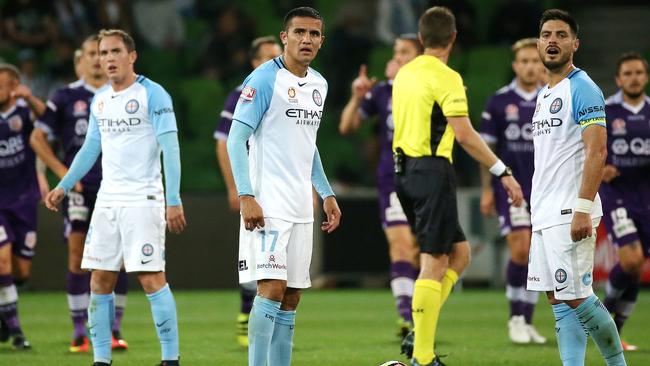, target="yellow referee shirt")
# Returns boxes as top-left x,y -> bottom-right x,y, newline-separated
392,55 -> 468,162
